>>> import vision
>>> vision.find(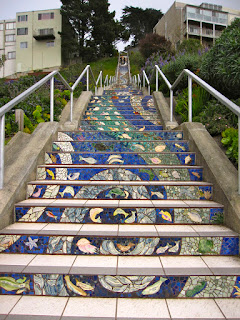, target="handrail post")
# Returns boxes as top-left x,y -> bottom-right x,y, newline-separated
143,75 -> 145,88
87,66 -> 89,91
238,116 -> 240,194
70,91 -> 73,122
148,85 -> 150,95
156,68 -> 159,92
50,76 -> 54,122
101,72 -> 103,88
170,89 -> 173,122
0,114 -> 5,189
188,75 -> 192,122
